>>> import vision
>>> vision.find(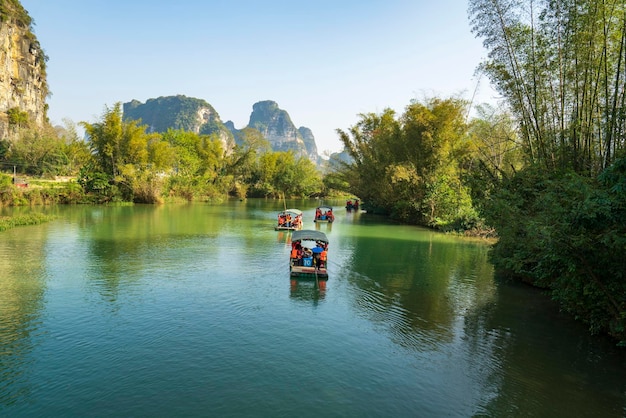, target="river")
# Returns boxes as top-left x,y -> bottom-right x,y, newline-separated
1,200 -> 625,417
